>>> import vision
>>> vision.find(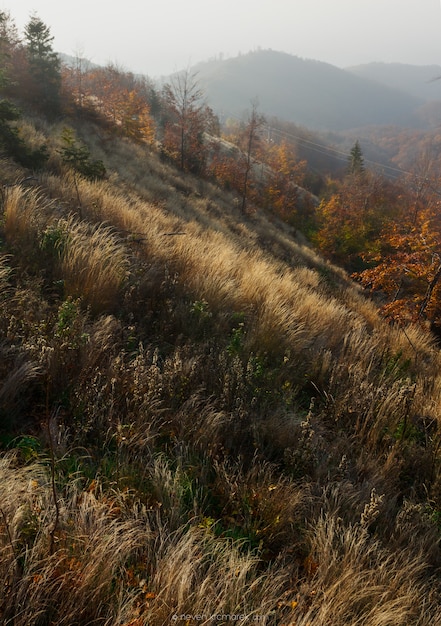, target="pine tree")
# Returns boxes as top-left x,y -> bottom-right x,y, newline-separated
0,10 -> 20,87
0,11 -> 47,168
348,140 -> 365,175
24,15 -> 61,117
